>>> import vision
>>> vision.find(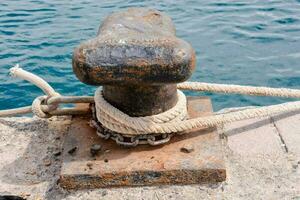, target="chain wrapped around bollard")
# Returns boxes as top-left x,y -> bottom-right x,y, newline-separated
73,8 -> 196,146
90,105 -> 177,147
